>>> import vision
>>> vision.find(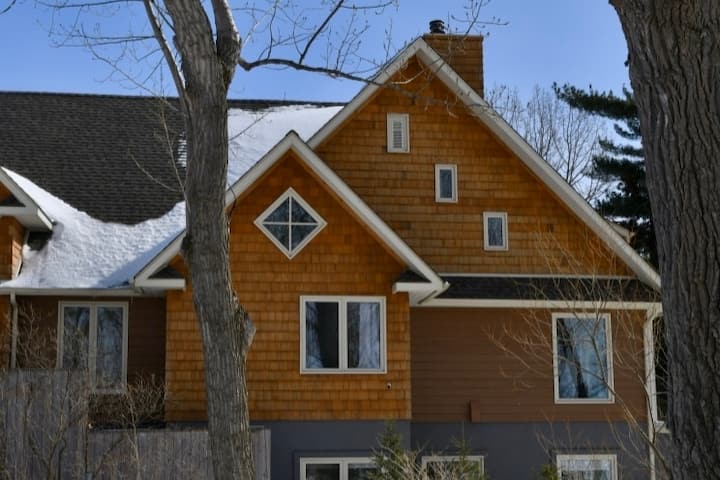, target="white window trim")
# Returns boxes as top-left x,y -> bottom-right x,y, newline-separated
56,301 -> 129,394
556,453 -> 618,480
421,455 -> 485,476
300,457 -> 375,480
552,312 -> 615,404
254,187 -> 327,259
300,295 -> 387,374
643,310 -> 669,434
483,211 -> 508,251
386,113 -> 409,153
435,164 -> 458,203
